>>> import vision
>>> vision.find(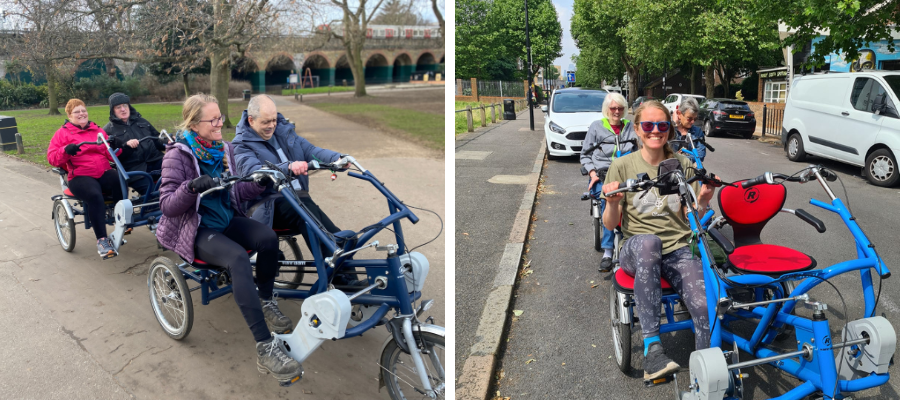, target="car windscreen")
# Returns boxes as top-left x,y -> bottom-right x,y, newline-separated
552,92 -> 606,113
720,101 -> 750,111
882,76 -> 900,102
